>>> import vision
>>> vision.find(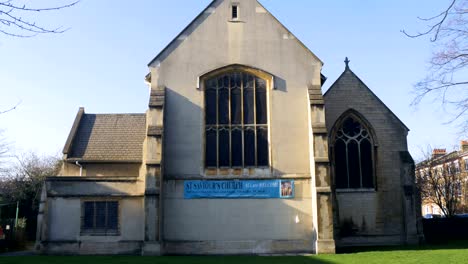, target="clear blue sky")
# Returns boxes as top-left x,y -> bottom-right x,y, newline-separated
0,0 -> 461,161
